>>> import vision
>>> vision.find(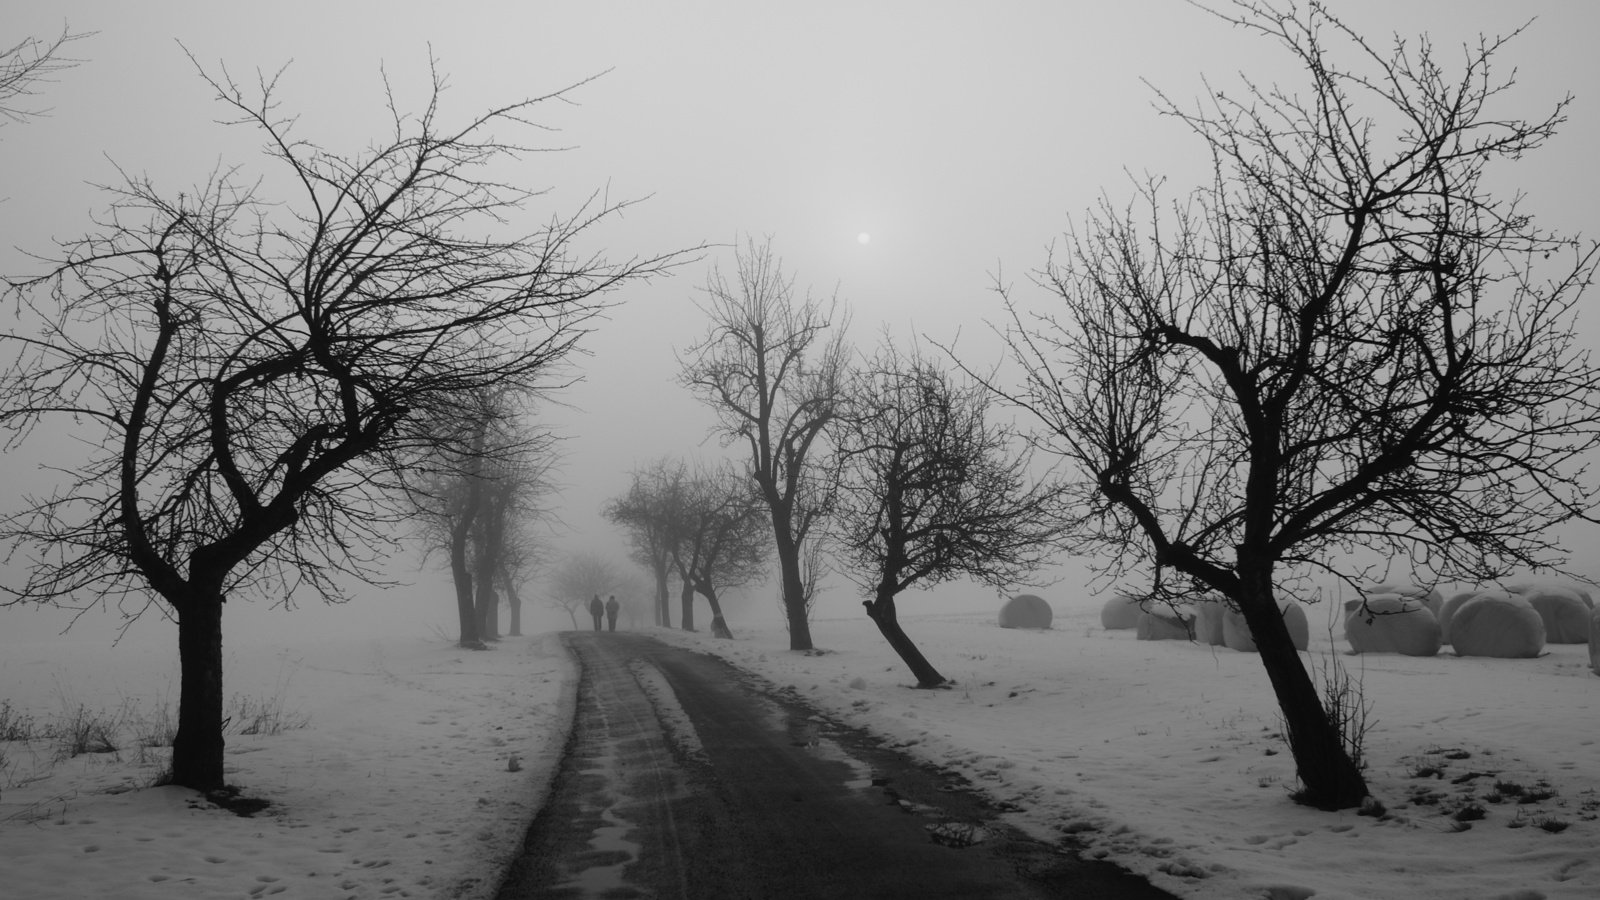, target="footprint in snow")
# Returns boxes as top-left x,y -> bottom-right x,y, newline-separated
1555,859 -> 1590,882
